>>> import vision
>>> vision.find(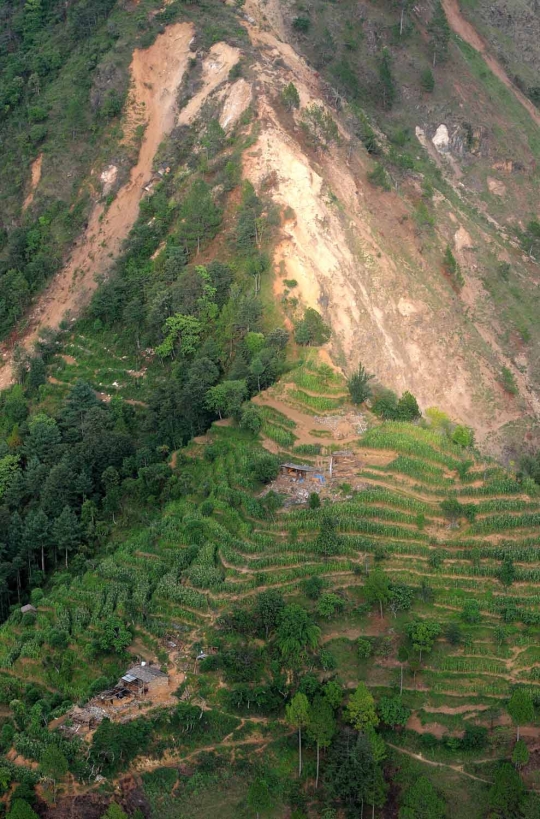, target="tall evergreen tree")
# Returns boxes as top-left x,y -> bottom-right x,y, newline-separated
428,1 -> 451,66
